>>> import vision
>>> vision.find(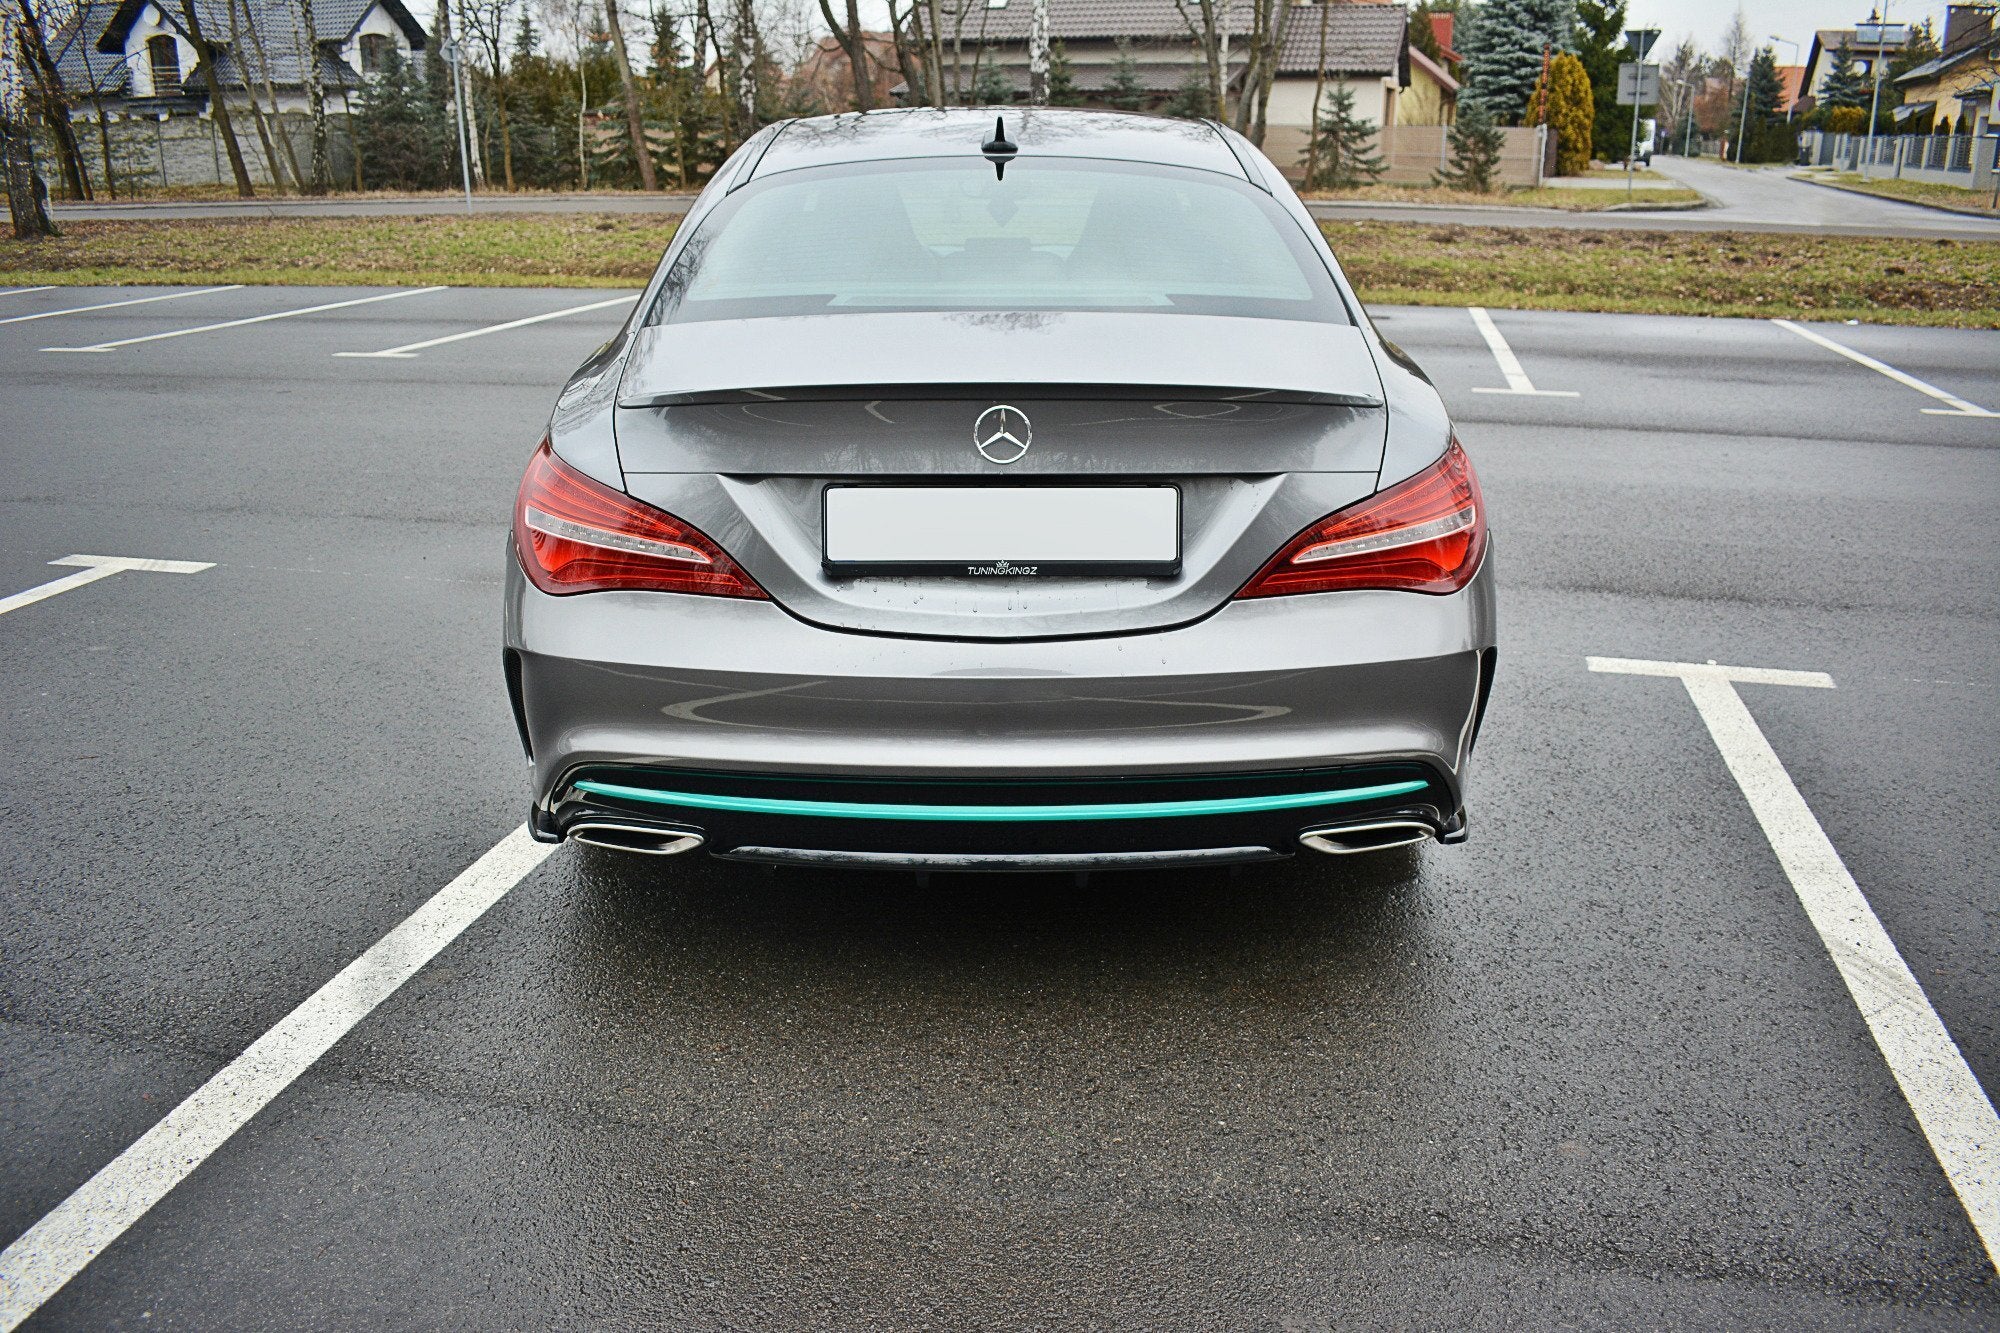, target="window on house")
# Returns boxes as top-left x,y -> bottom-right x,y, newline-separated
360,33 -> 394,75
148,34 -> 182,96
